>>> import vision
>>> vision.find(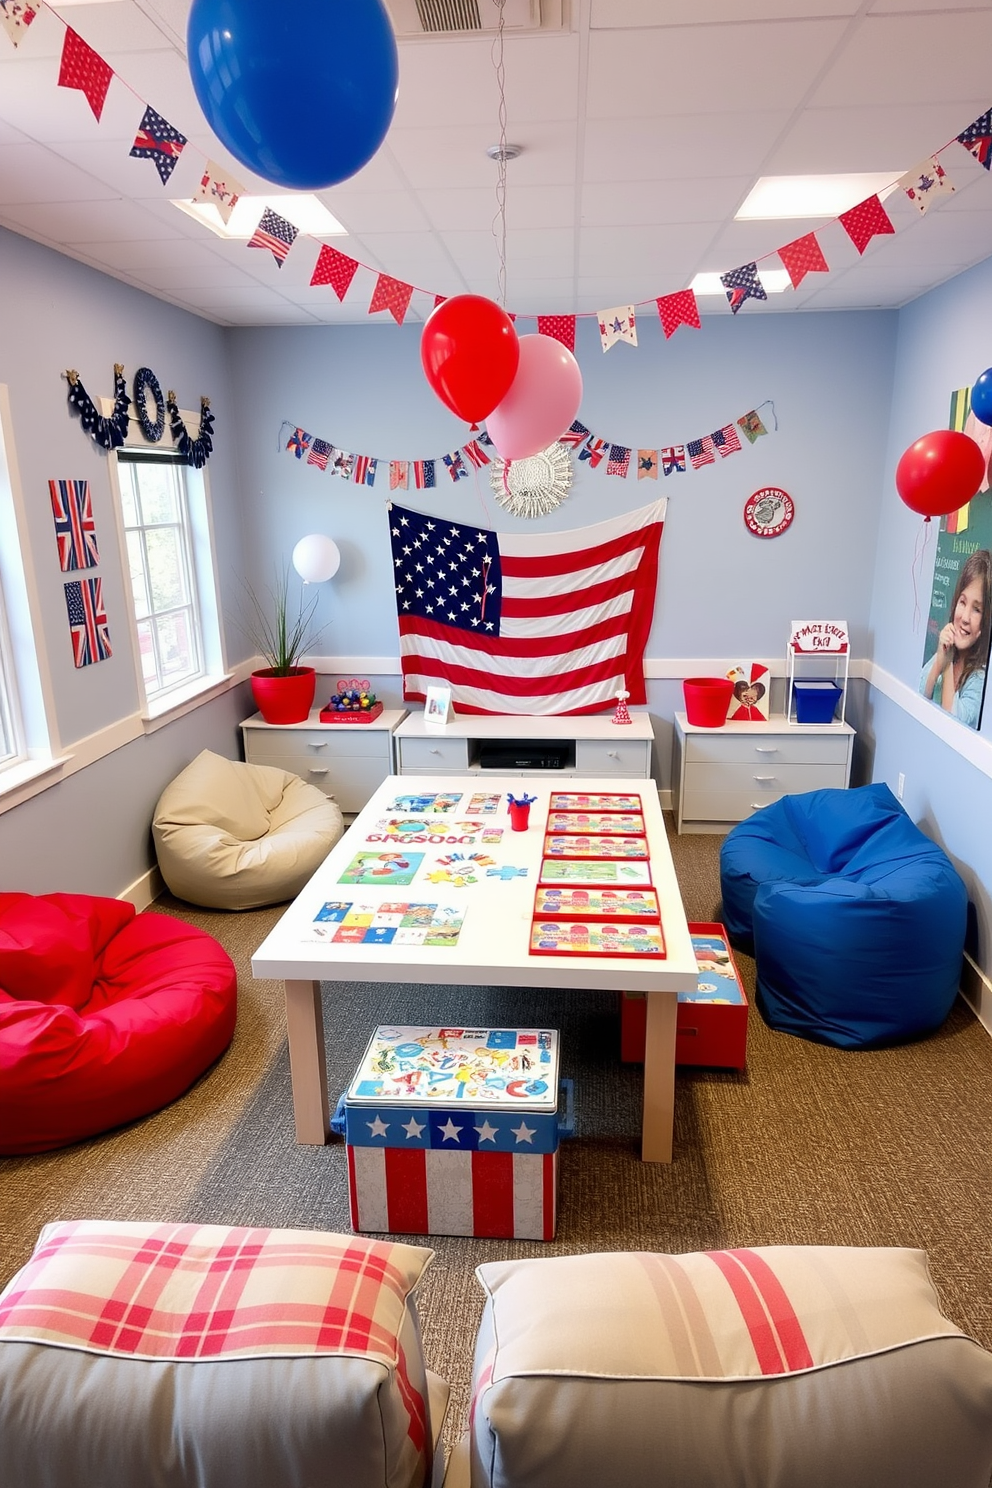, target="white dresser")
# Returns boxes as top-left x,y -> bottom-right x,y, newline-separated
672,712 -> 854,834
240,709 -> 407,816
394,711 -> 654,778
